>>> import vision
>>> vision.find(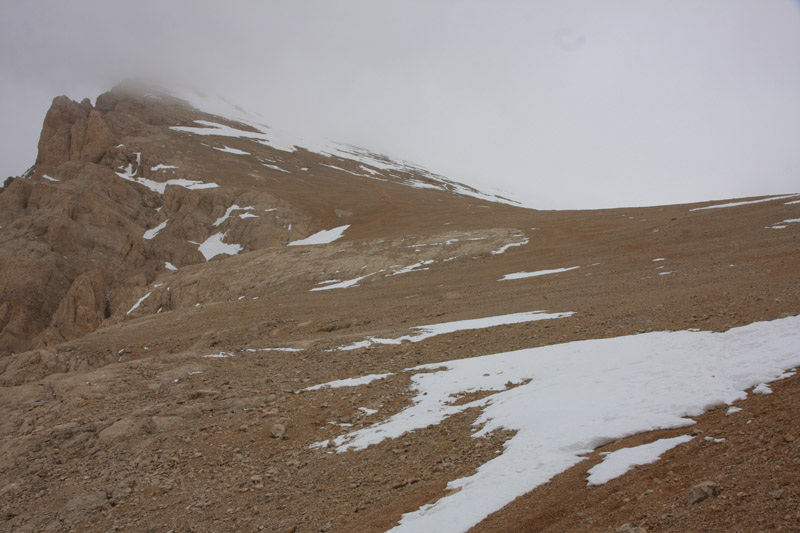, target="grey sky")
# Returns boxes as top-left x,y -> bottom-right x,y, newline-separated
2,1 -> 799,209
